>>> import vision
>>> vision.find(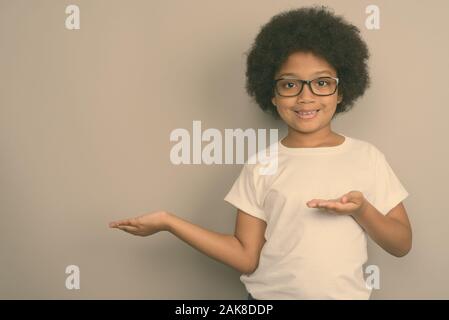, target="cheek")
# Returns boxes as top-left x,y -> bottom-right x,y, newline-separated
276,105 -> 292,118
320,99 -> 338,113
